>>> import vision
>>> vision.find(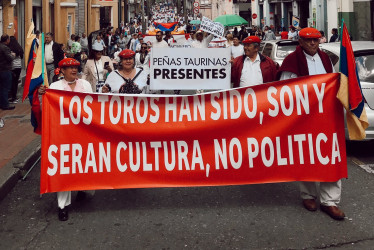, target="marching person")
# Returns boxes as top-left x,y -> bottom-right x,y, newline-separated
135,42 -> 150,75
231,36 -> 278,88
102,49 -> 148,94
152,31 -> 169,48
44,33 -> 65,84
38,58 -> 95,221
231,36 -> 244,59
82,43 -> 113,92
191,30 -> 213,49
277,27 -> 344,220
